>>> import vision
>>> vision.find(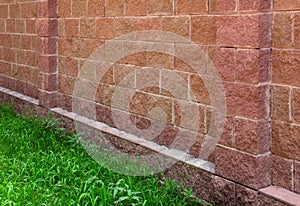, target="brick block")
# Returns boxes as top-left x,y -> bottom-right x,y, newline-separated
115,17 -> 135,37
136,66 -> 159,93
147,94 -> 173,124
0,61 -> 11,76
271,85 -> 290,122
25,83 -> 39,99
176,0 -> 208,14
26,51 -> 38,67
38,0 -> 57,18
0,5 -> 8,18
215,146 -> 271,189
9,3 -> 20,18
236,184 -> 258,206
274,0 -> 300,11
58,19 -> 65,36
88,0 -> 104,17
236,49 -> 270,84
96,104 -> 115,127
129,92 -> 148,116
20,2 -> 31,18
272,50 -> 300,87
173,100 -> 206,134
26,19 -> 36,34
14,79 -> 26,95
37,19 -> 58,37
147,51 -> 174,70
211,47 -> 236,81
65,19 -> 79,37
2,47 -> 16,62
96,18 -> 115,39
6,19 -> 16,33
126,0 -> 147,16
296,162 -> 300,194
58,74 -> 75,95
190,74 -> 211,105
295,12 -> 300,48
148,0 -> 174,15
38,55 -> 57,73
113,63 -> 135,88
217,116 -> 234,147
58,56 -> 78,77
234,118 -> 270,155
18,66 -> 31,82
30,68 -> 39,85
192,15 -> 216,44
225,83 -> 269,119
11,34 -> 22,49
58,0 -> 71,17
272,155 -> 293,191
293,88 -> 300,123
105,0 -> 124,16
272,12 -> 293,48
42,73 -> 57,92
162,16 -> 190,39
58,38 -> 73,56
217,14 -> 271,48
271,121 -> 300,161
15,19 -> 25,33
239,0 -> 271,11
72,0 -> 86,17
209,0 -> 236,13
161,70 -> 188,100
38,90 -> 57,108
16,49 -> 26,65
22,35 -> 31,50
0,19 -> 5,32
39,37 -> 57,55
80,18 -> 95,38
